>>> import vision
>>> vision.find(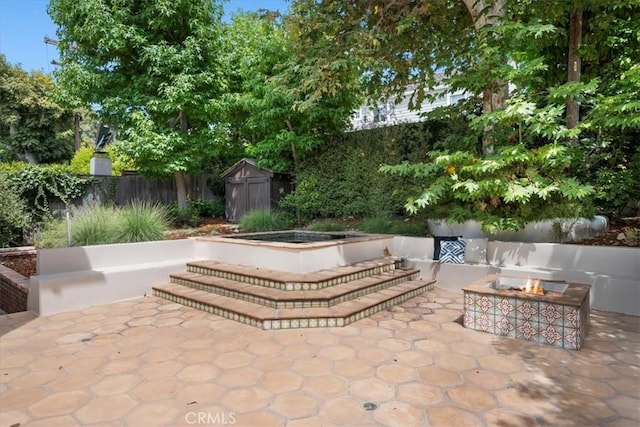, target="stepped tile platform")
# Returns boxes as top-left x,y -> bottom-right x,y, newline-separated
153,258 -> 435,329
